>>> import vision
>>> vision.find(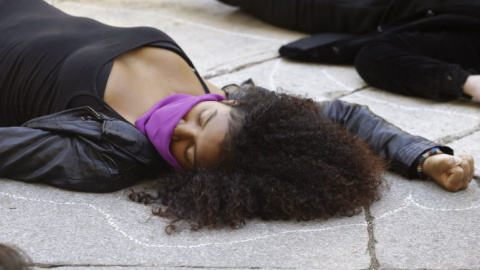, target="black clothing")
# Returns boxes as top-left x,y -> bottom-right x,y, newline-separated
0,0 -> 207,126
276,4 -> 480,100
0,107 -> 167,192
355,31 -> 479,100
279,13 -> 480,64
0,98 -> 451,192
218,0 -> 479,34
